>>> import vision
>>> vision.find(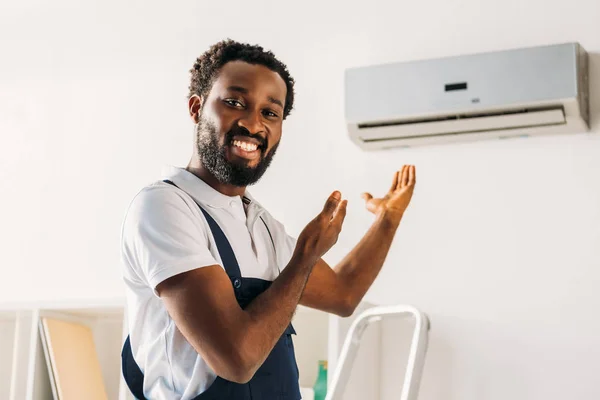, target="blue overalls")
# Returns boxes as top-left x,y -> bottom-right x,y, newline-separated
121,180 -> 301,400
